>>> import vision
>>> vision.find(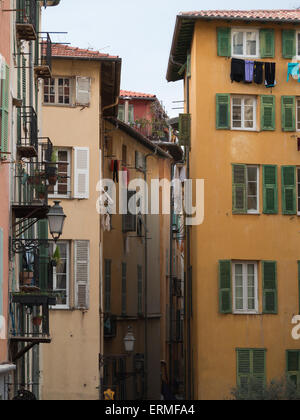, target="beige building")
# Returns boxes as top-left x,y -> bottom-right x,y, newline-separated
41,44 -> 121,400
